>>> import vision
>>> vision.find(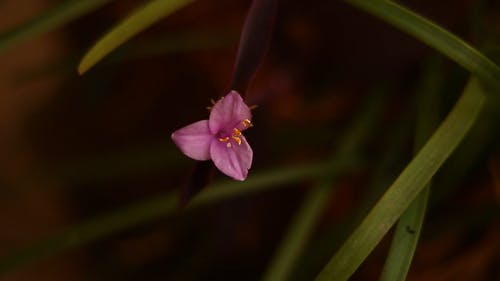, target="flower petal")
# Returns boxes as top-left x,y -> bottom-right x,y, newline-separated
210,136 -> 253,181
171,120 -> 213,161
209,90 -> 252,134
